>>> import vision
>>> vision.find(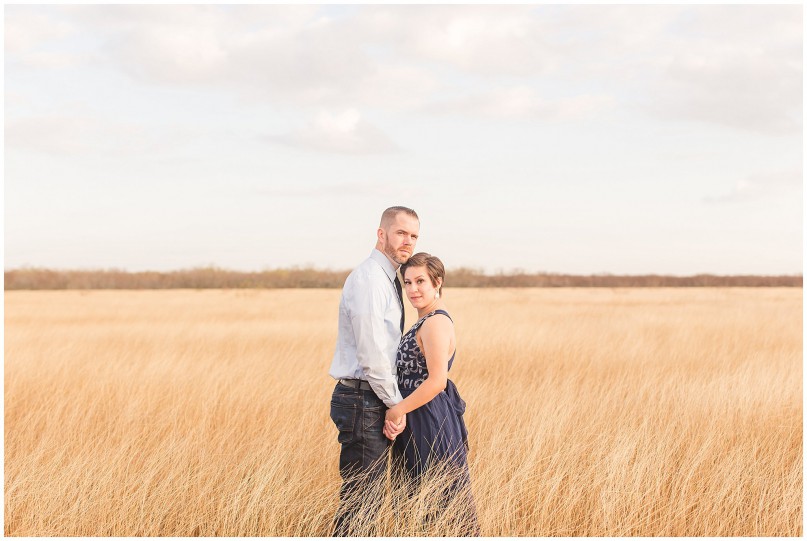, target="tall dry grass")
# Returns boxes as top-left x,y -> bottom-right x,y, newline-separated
4,288 -> 802,536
